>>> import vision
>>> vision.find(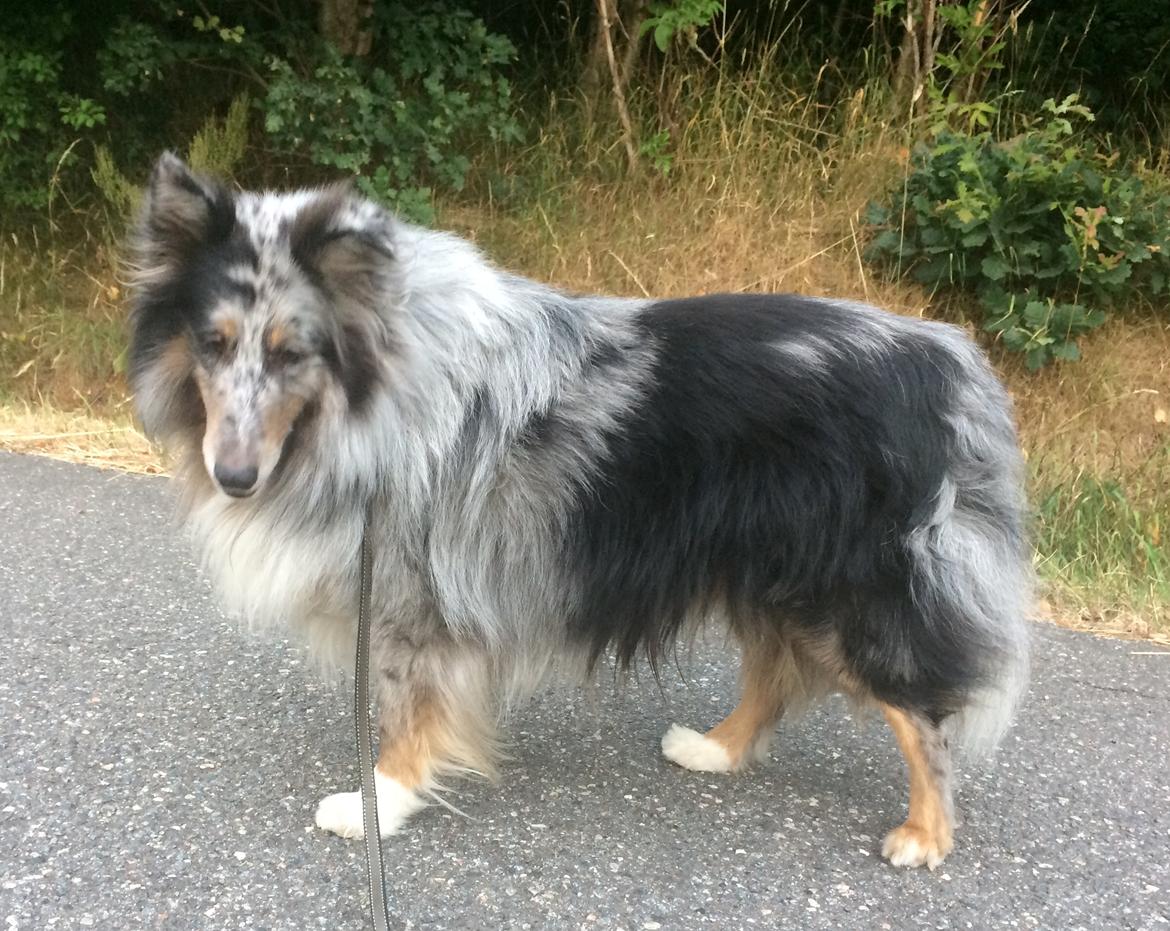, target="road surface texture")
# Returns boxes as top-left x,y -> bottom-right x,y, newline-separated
1,450 -> 1168,930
